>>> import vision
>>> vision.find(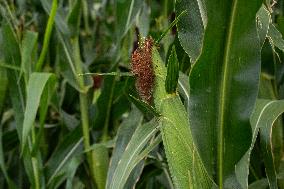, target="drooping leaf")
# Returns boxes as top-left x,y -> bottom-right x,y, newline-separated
21,73 -> 56,150
1,22 -> 24,133
116,0 -> 143,40
181,0 -> 262,187
176,0 -> 207,63
248,179 -> 269,189
108,118 -> 160,189
21,30 -> 38,79
1,21 -> 39,187
267,23 -> 284,52
45,127 -> 83,186
235,99 -> 284,188
106,107 -> 143,189
256,5 -> 271,47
